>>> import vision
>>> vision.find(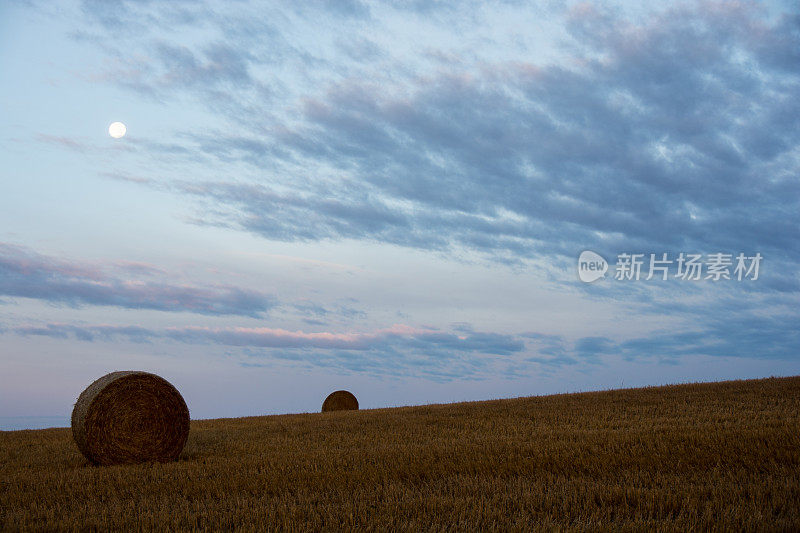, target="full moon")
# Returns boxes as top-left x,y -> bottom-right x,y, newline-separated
108,122 -> 127,139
